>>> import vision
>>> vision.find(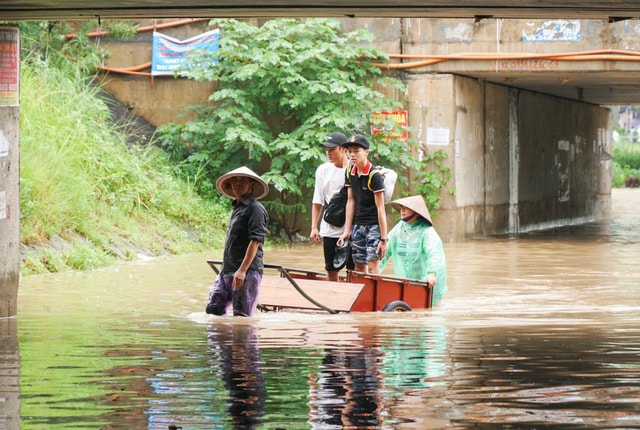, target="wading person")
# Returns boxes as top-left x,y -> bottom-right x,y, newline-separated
380,195 -> 447,305
205,166 -> 269,317
310,132 -> 354,281
337,134 -> 388,274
